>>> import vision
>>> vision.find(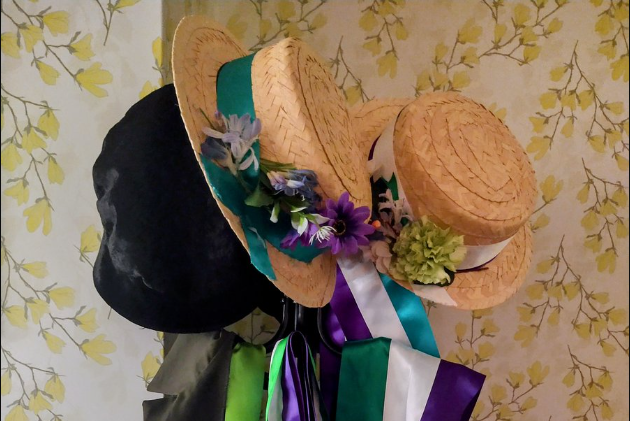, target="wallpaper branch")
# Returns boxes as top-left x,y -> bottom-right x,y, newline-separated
2,0 -> 629,420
